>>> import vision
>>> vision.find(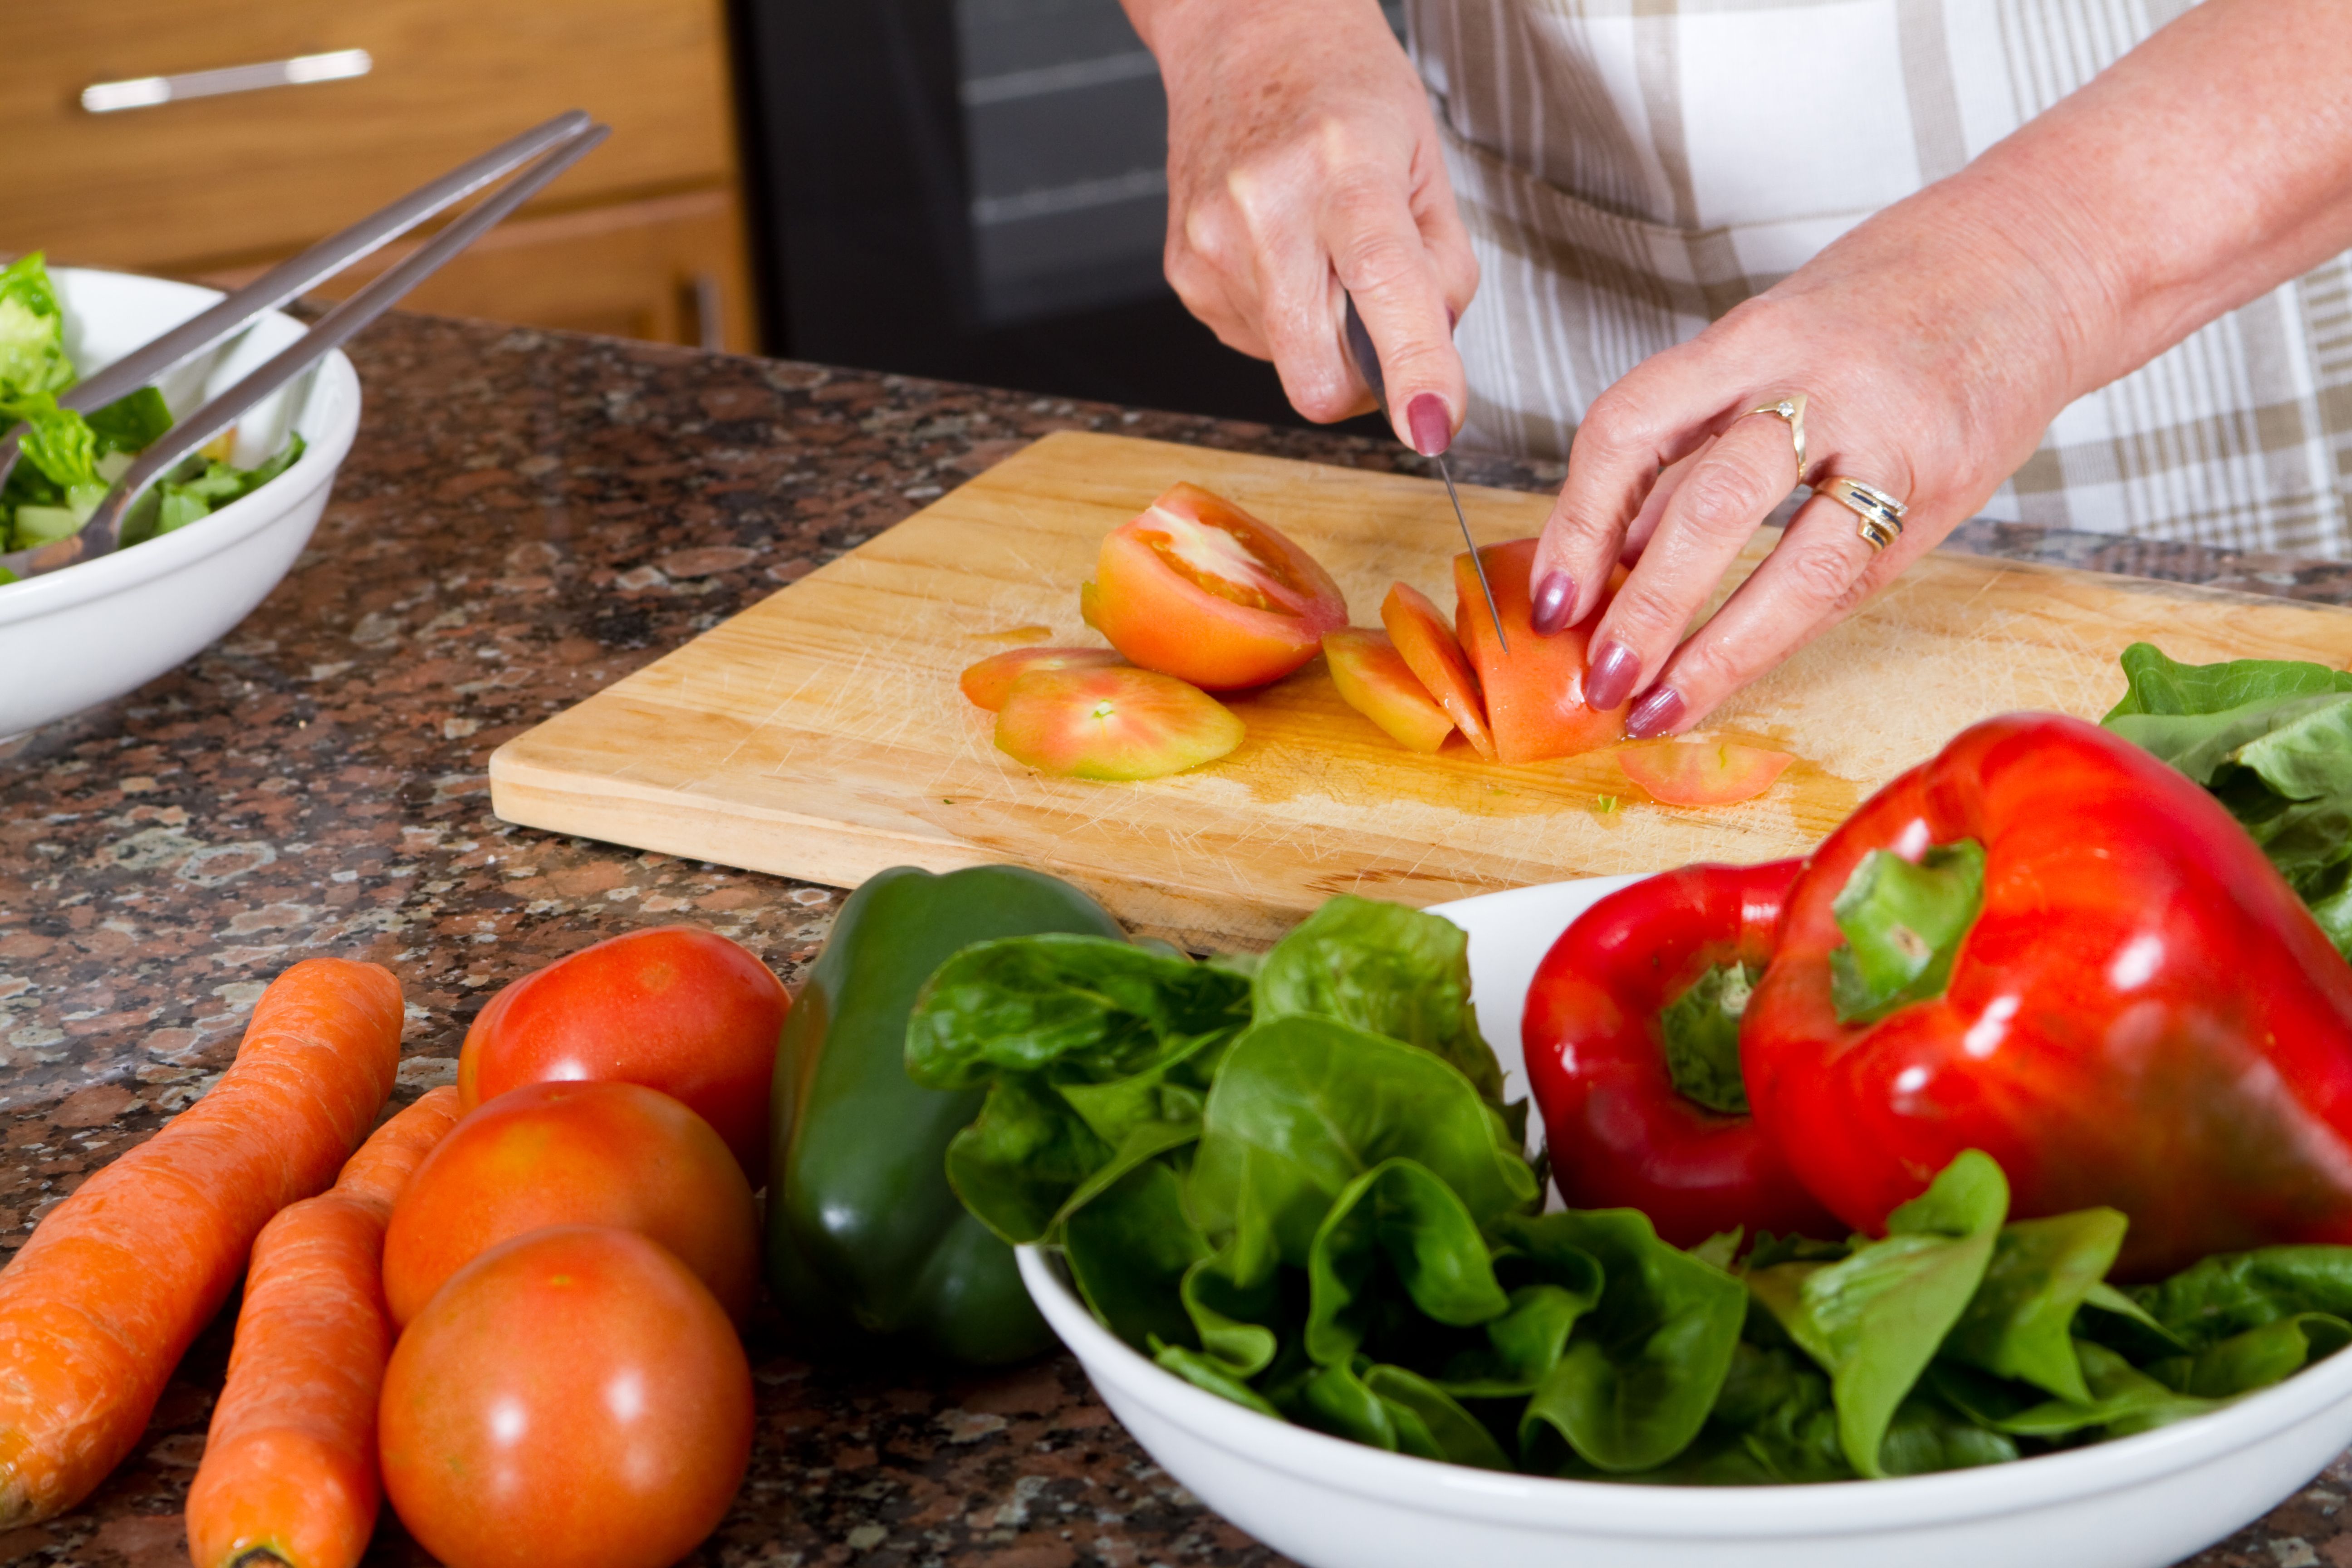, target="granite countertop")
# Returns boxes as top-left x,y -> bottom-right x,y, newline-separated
5,313 -> 2352,1568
